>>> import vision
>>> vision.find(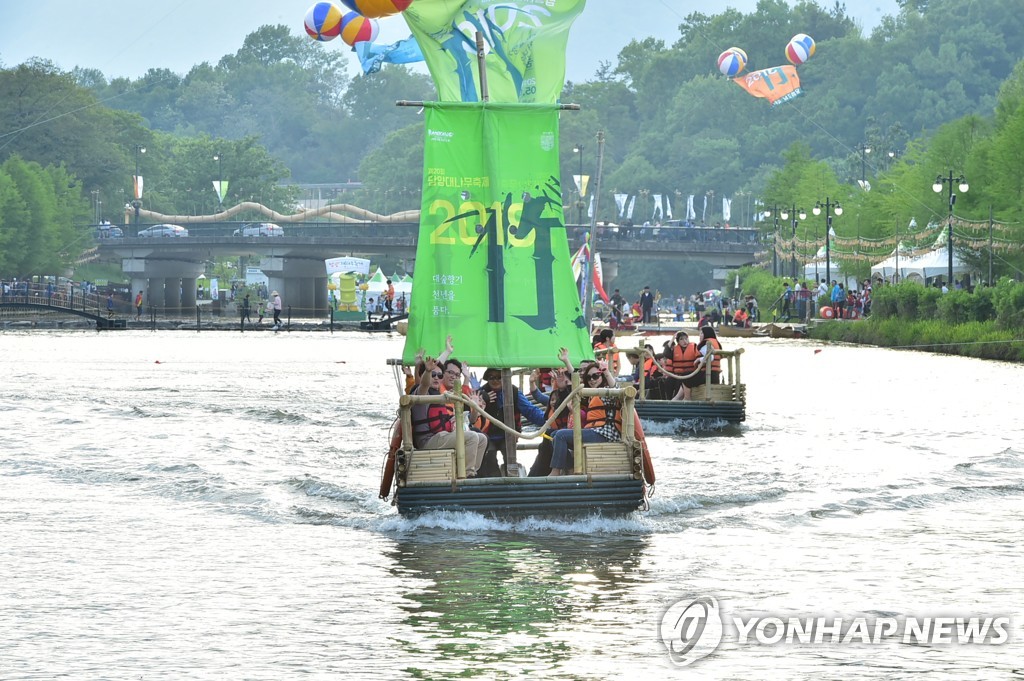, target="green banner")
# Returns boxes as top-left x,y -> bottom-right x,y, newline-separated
401,103 -> 591,368
401,0 -> 586,103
